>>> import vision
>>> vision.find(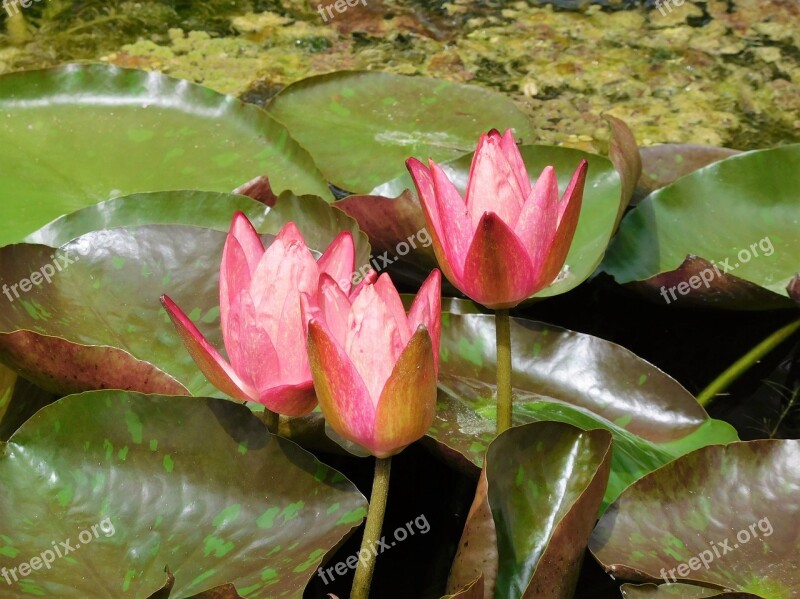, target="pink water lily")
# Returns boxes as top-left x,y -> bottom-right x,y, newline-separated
406,128 -> 588,309
302,269 -> 441,458
161,212 -> 356,416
